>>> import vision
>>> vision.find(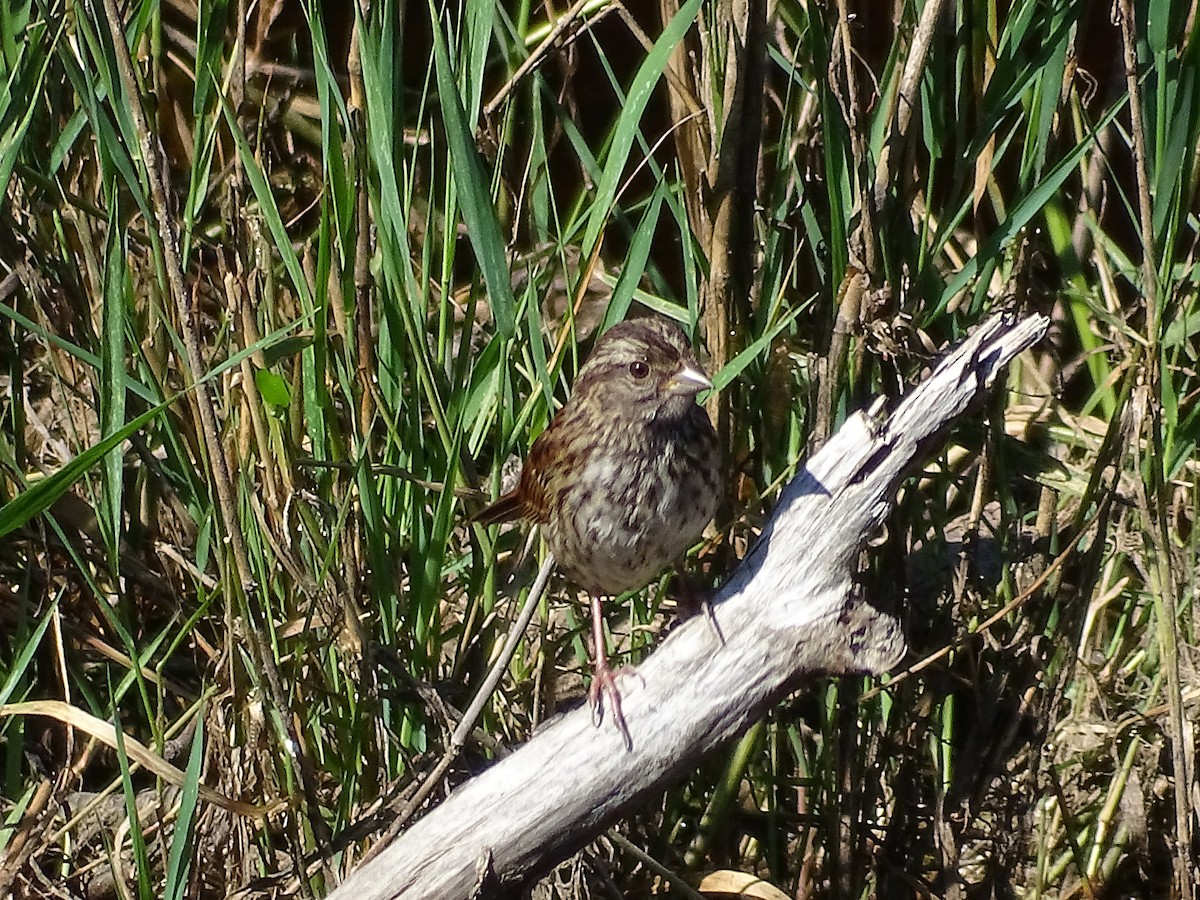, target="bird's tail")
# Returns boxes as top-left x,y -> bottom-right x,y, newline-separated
470,491 -> 524,525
